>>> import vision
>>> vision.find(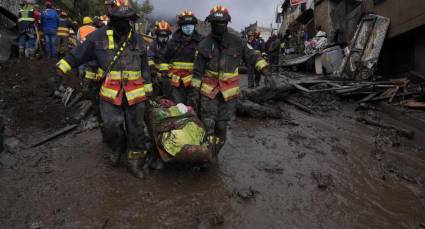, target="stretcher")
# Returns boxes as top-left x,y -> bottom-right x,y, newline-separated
146,99 -> 212,163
